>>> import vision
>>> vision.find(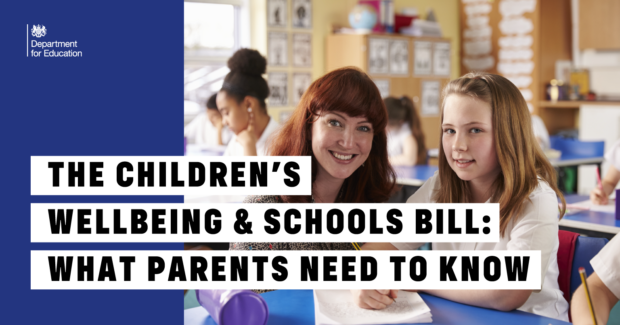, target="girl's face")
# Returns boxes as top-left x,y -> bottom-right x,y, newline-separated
311,111 -> 373,182
216,91 -> 249,135
442,94 -> 500,186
